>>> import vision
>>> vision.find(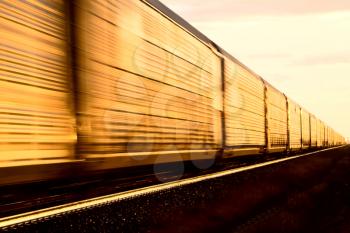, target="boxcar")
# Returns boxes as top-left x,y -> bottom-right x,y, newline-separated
329,128 -> 334,146
73,0 -> 223,170
287,98 -> 302,151
265,83 -> 288,153
0,0 -> 77,184
223,56 -> 266,157
301,108 -> 311,149
316,119 -> 323,148
325,125 -> 329,146
310,114 -> 317,148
